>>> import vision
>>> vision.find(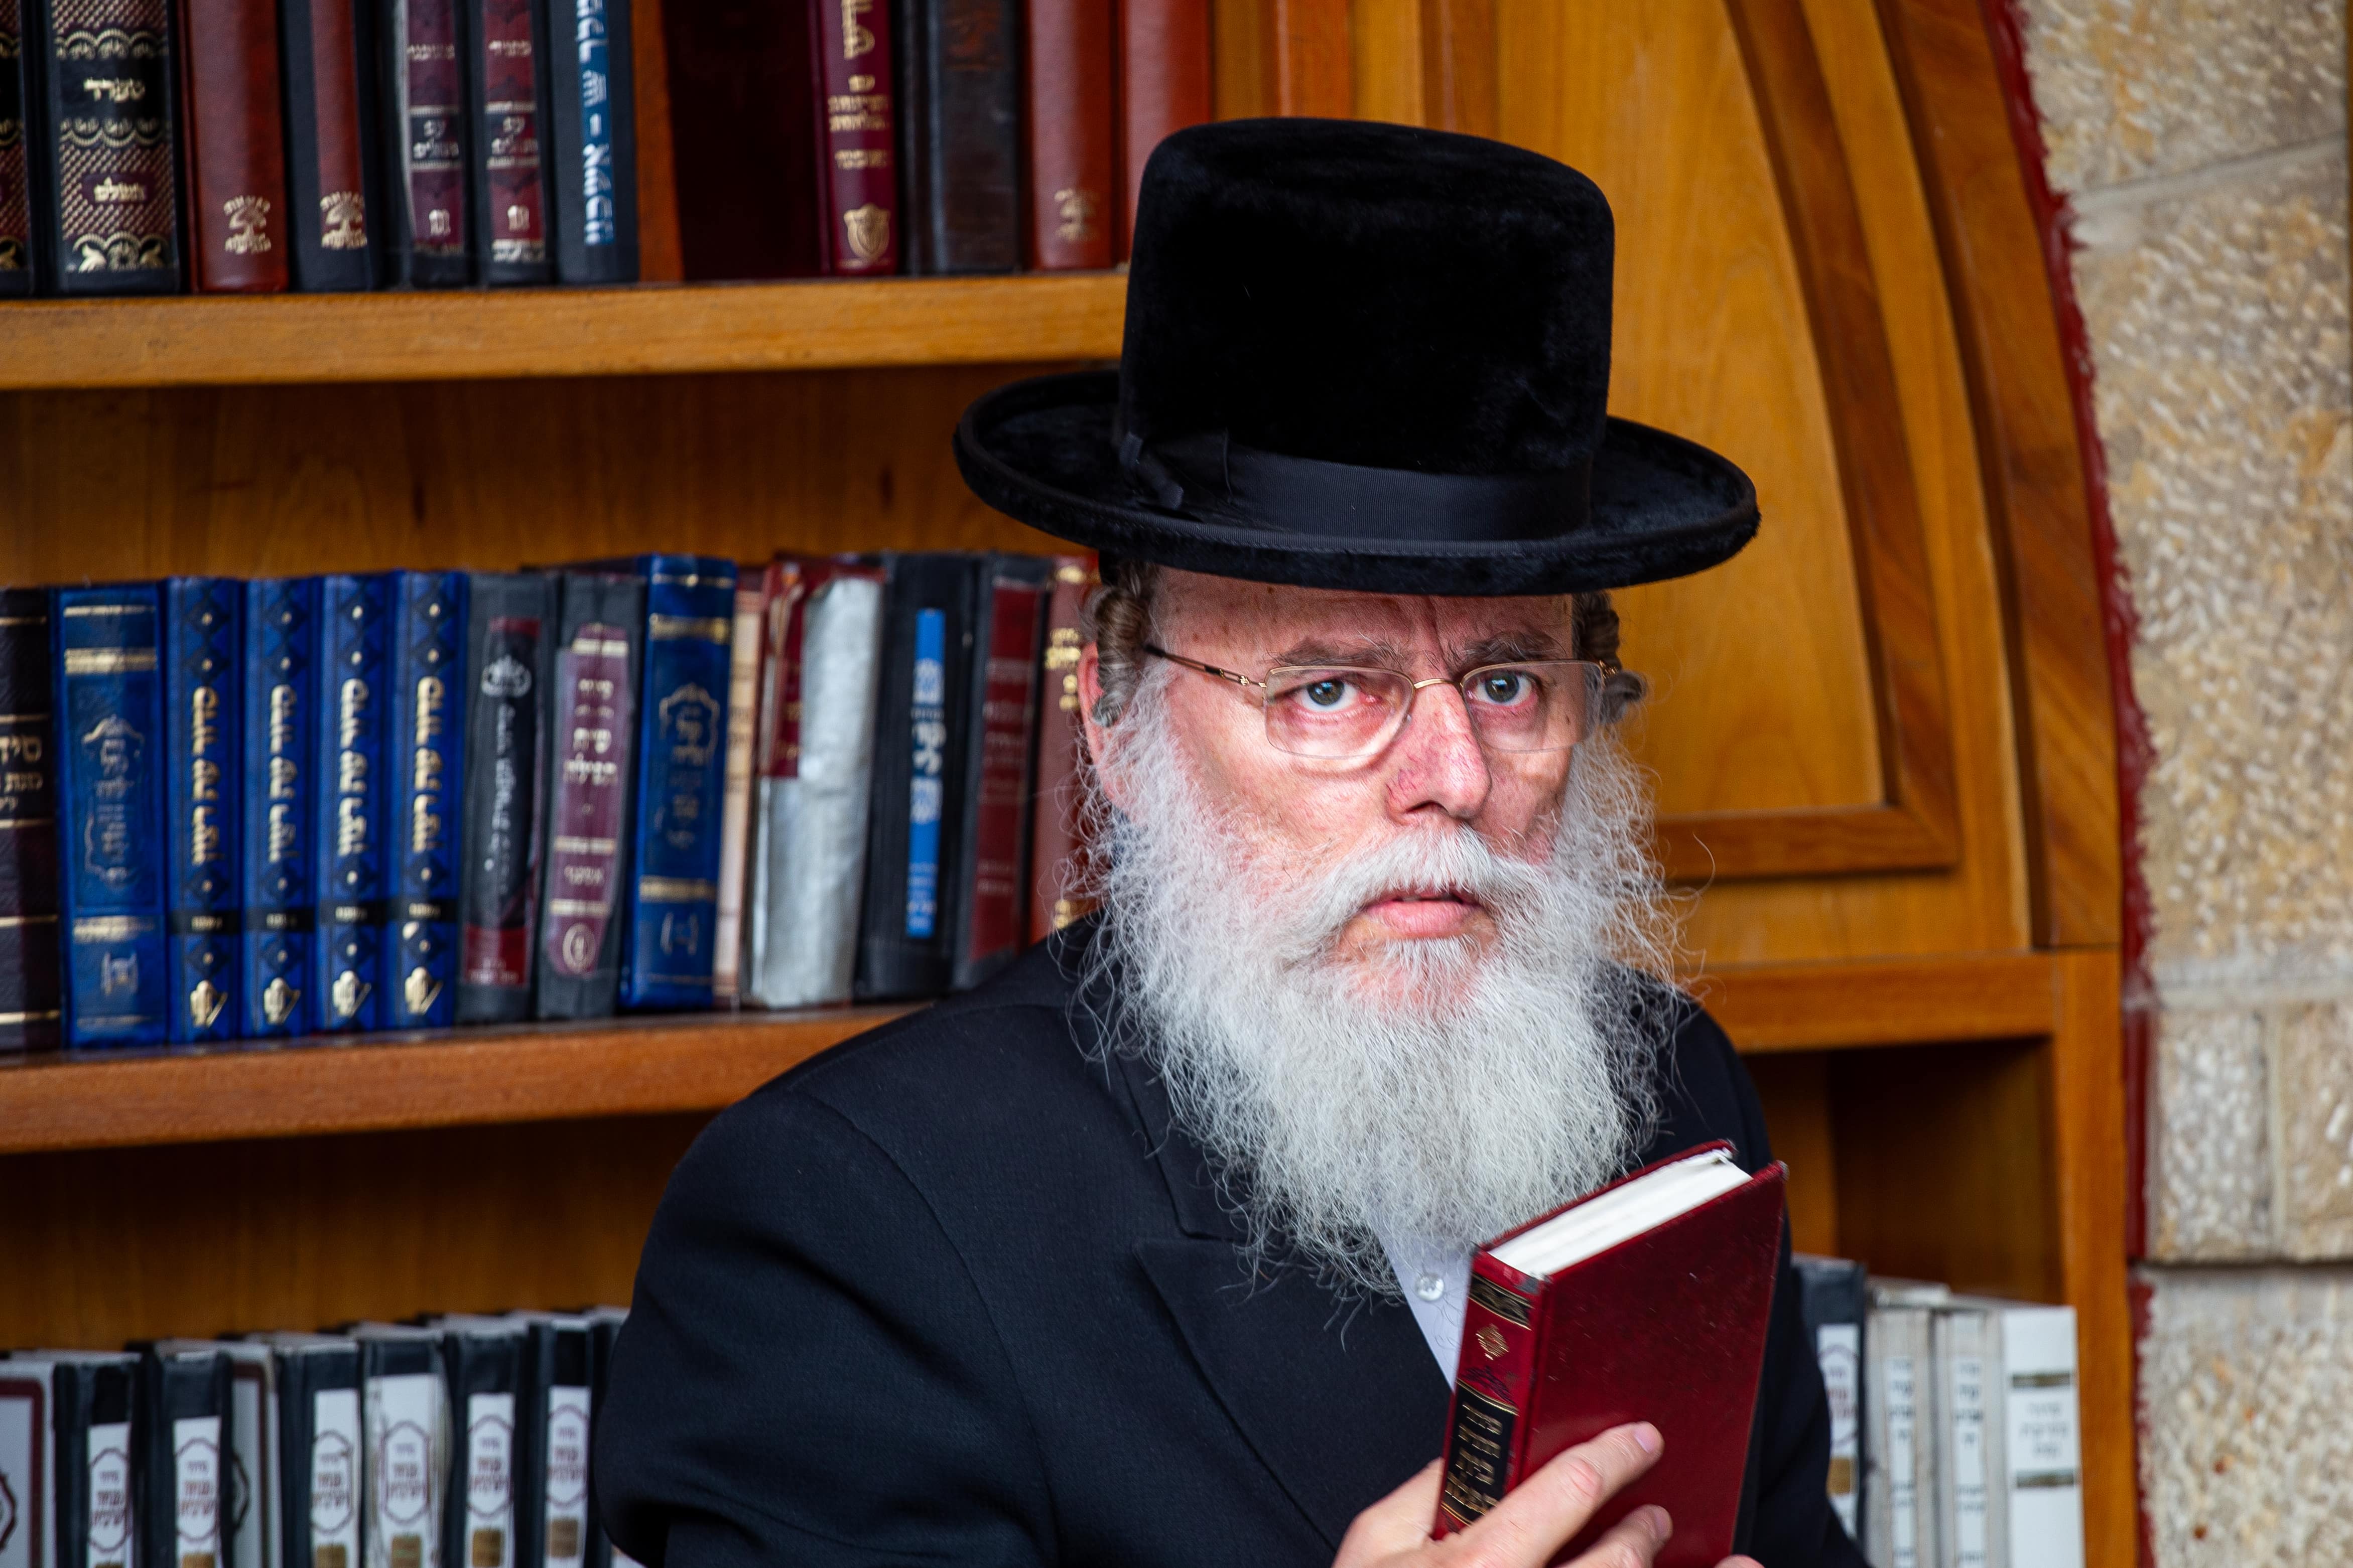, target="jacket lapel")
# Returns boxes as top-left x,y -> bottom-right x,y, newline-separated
1112,1050 -> 1454,1549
